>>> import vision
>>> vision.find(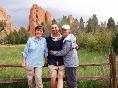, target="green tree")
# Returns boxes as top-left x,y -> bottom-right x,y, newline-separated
42,23 -> 50,37
7,27 -> 29,44
52,19 -> 57,24
92,14 -> 98,33
70,19 -> 79,34
86,14 -> 98,33
86,18 -> 93,32
99,21 -> 107,31
58,16 -> 70,27
116,22 -> 118,32
79,17 -> 84,32
7,31 -> 16,44
18,27 -> 29,44
112,33 -> 118,54
107,17 -> 115,31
